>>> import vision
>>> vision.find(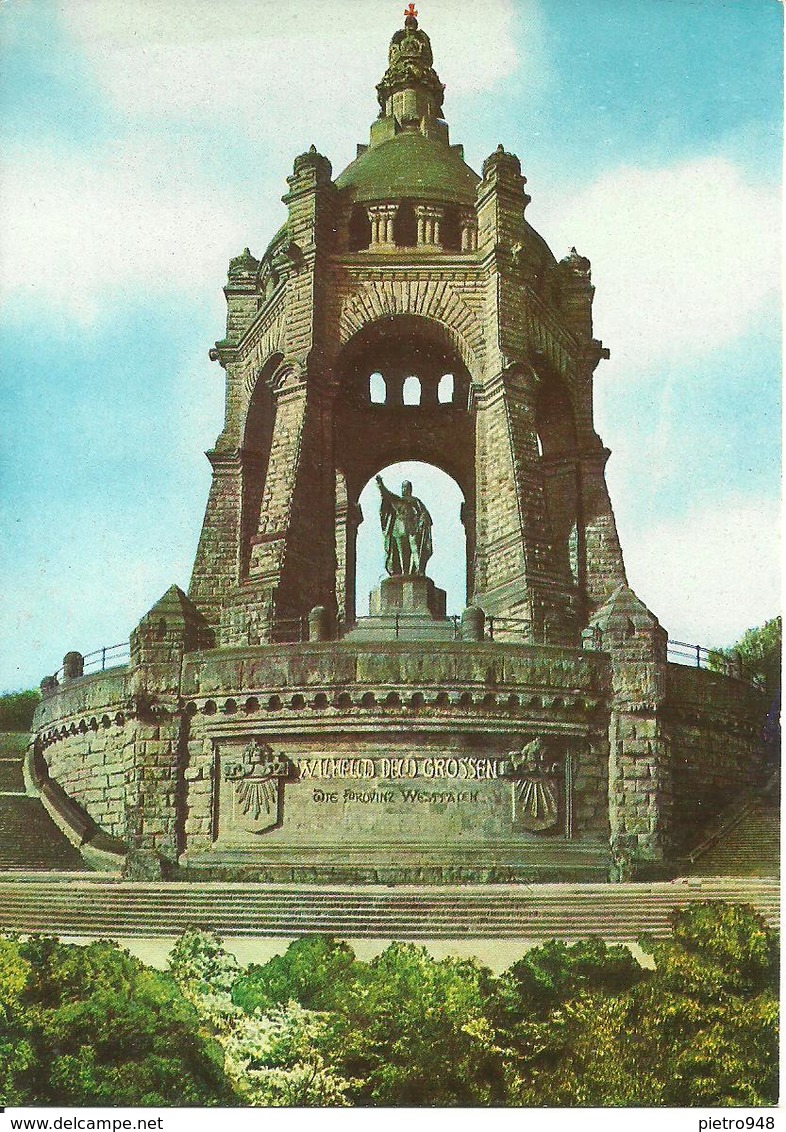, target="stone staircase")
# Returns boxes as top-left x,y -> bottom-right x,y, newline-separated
689,801 -> 780,877
0,733 -> 85,872
0,877 -> 777,940
685,772 -> 780,878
